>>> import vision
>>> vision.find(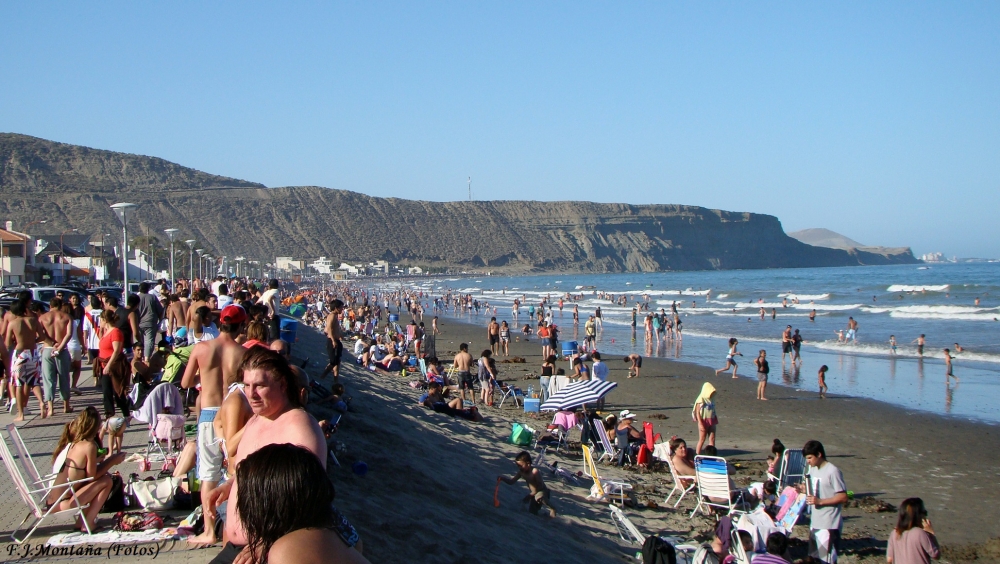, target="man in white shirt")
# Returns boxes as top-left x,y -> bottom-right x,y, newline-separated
591,351 -> 609,409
